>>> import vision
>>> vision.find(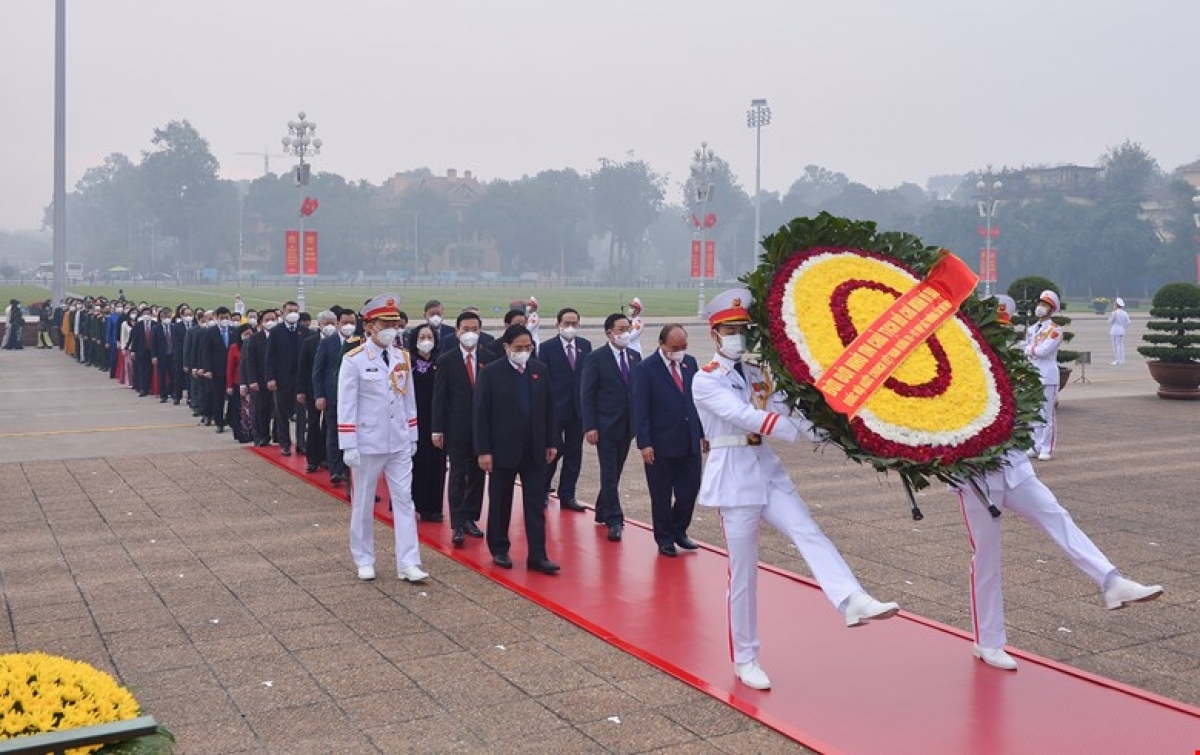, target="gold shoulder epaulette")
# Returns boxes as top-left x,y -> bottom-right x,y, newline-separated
346,343 -> 365,357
